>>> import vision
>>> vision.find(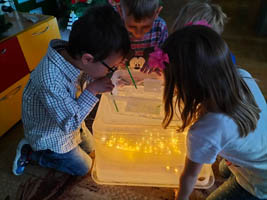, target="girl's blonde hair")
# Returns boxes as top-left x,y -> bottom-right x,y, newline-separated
172,0 -> 227,34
